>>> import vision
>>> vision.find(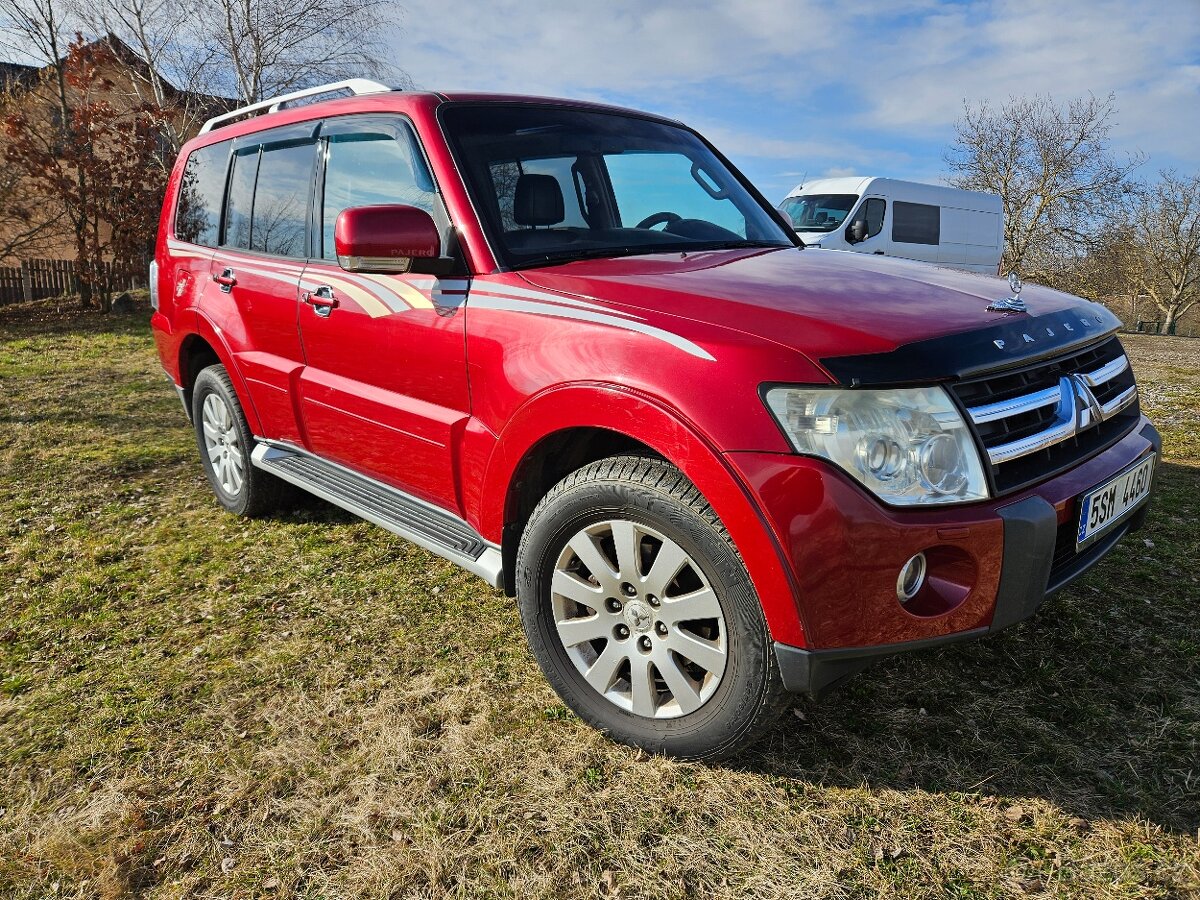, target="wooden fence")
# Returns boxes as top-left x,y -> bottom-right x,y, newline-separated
0,258 -> 143,305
